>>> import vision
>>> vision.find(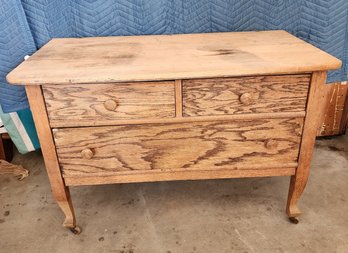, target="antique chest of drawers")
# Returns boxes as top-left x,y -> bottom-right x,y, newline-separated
7,31 -> 341,233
